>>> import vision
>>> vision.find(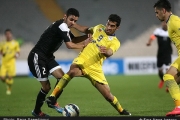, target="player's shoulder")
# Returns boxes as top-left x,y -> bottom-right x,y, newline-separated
169,14 -> 180,24
153,27 -> 162,34
12,40 -> 19,45
58,20 -> 70,32
94,24 -> 105,29
111,36 -> 120,44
